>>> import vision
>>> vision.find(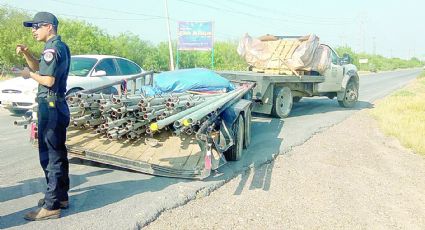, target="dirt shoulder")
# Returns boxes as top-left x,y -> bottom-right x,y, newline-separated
145,110 -> 425,229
